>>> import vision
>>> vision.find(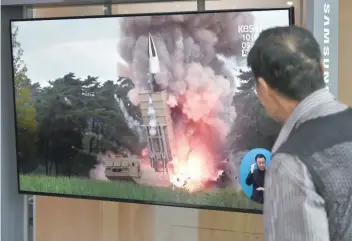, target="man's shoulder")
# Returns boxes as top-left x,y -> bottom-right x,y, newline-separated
270,152 -> 301,171
277,110 -> 352,161
268,153 -> 311,187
